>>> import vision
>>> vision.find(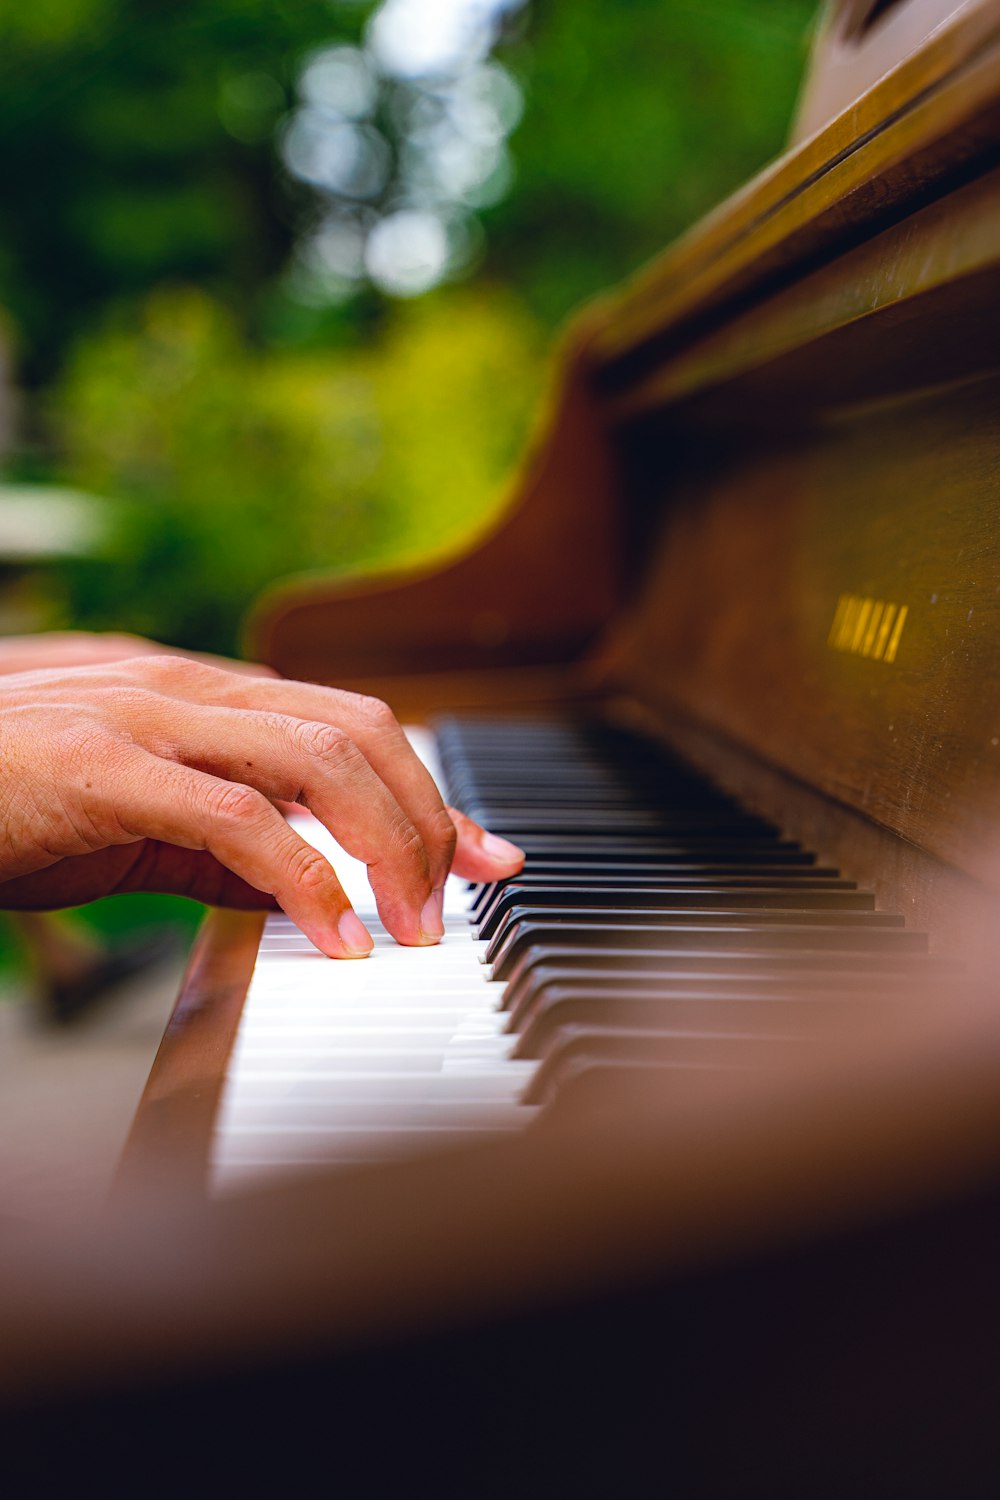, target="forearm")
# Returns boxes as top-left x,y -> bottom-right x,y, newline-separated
0,631 -> 270,676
